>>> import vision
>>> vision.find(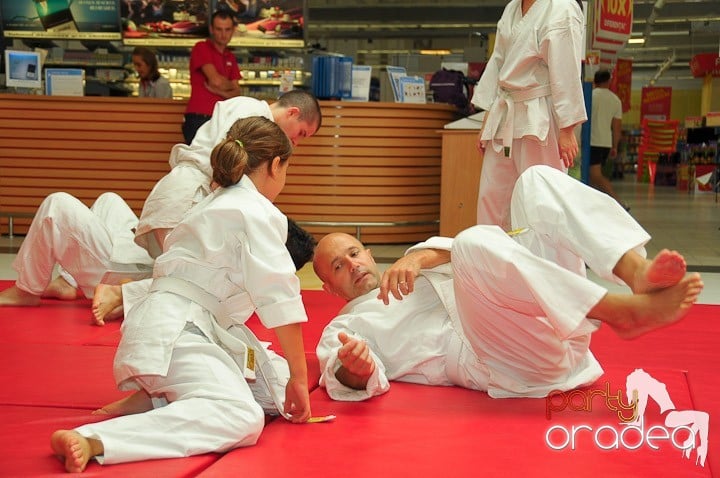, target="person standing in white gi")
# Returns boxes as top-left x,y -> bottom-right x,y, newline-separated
590,69 -> 626,207
472,0 -> 587,230
50,117 -> 312,473
0,192 -> 153,307
313,166 -> 703,401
